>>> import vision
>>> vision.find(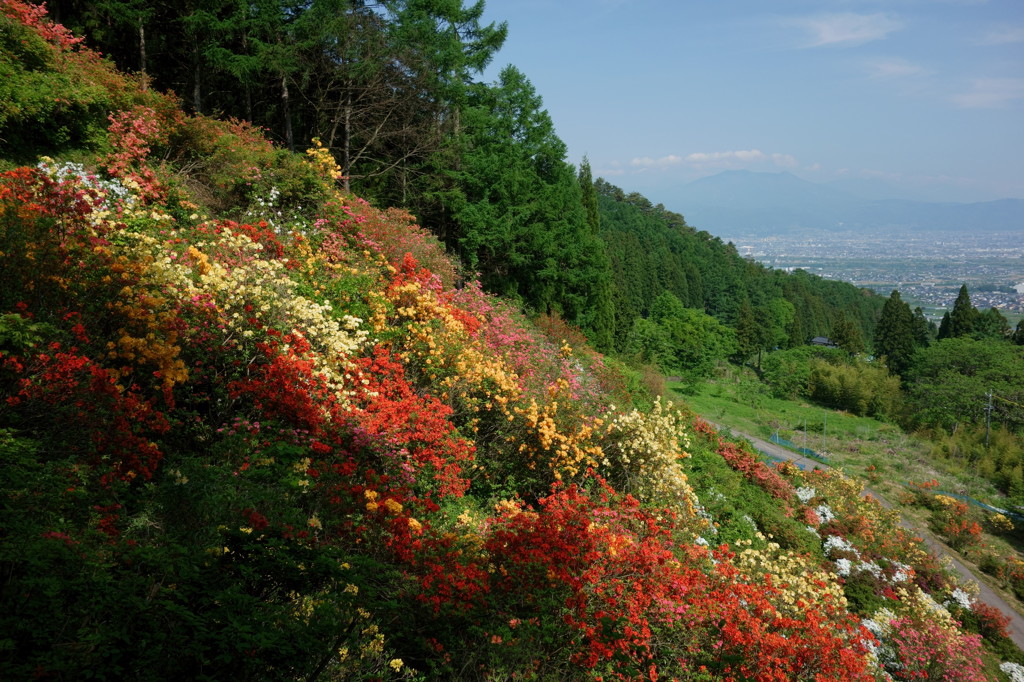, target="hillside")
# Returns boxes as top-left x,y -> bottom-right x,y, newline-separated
594,180 -> 884,360
1,3 -> 1022,680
